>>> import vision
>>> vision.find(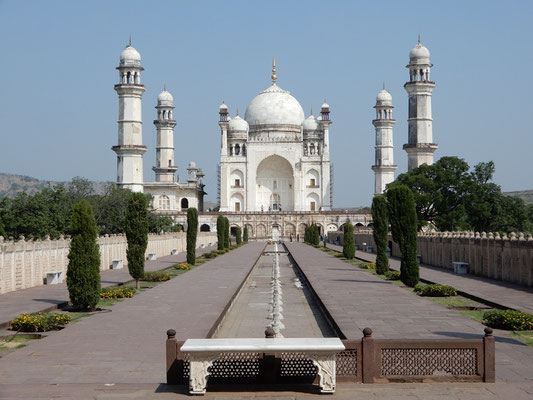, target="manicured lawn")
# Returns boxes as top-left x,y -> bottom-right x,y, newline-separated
511,331 -> 533,347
